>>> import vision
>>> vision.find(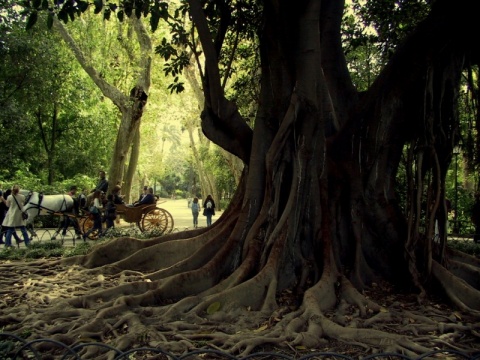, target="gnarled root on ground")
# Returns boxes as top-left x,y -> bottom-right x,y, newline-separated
1,240 -> 480,359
